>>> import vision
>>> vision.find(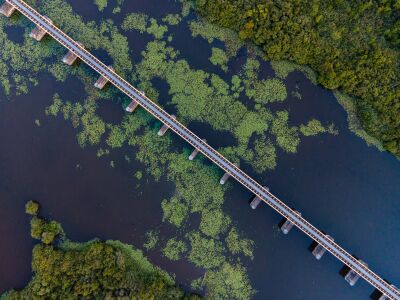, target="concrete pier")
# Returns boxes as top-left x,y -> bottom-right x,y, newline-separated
94,66 -> 114,89
125,100 -> 139,113
29,16 -> 52,41
281,211 -> 301,234
62,42 -> 83,65
312,235 -> 334,260
158,115 -> 176,136
189,139 -> 206,160
219,172 -> 231,185
0,1 -> 15,17
378,285 -> 399,300
345,260 -> 368,286
250,186 -> 269,209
